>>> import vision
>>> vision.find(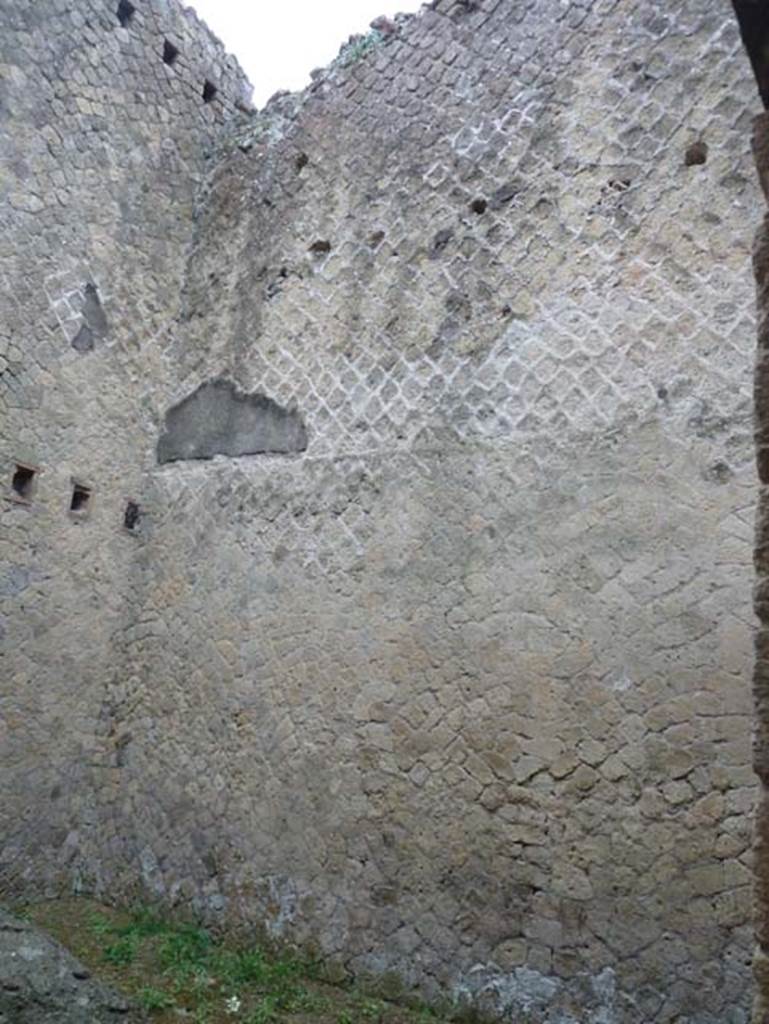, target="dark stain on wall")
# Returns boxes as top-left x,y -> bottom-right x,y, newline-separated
733,1 -> 769,108
72,283 -> 109,353
157,378 -> 308,463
